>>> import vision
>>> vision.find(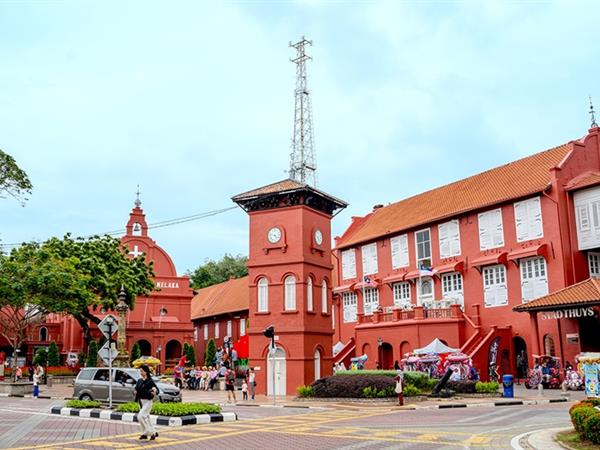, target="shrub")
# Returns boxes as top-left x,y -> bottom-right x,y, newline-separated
297,385 -> 314,397
403,384 -> 422,396
361,386 -> 395,398
47,342 -> 60,367
311,375 -> 394,398
33,348 -> 47,366
163,368 -> 174,375
47,366 -> 78,376
335,370 -> 397,378
571,407 -> 597,435
130,343 -> 141,364
569,401 -> 595,416
86,341 -> 99,367
184,342 -> 196,366
205,339 -> 216,367
66,400 -> 102,409
475,381 -> 500,393
402,371 -> 433,390
445,380 -> 476,394
116,402 -> 221,416
584,411 -> 600,444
